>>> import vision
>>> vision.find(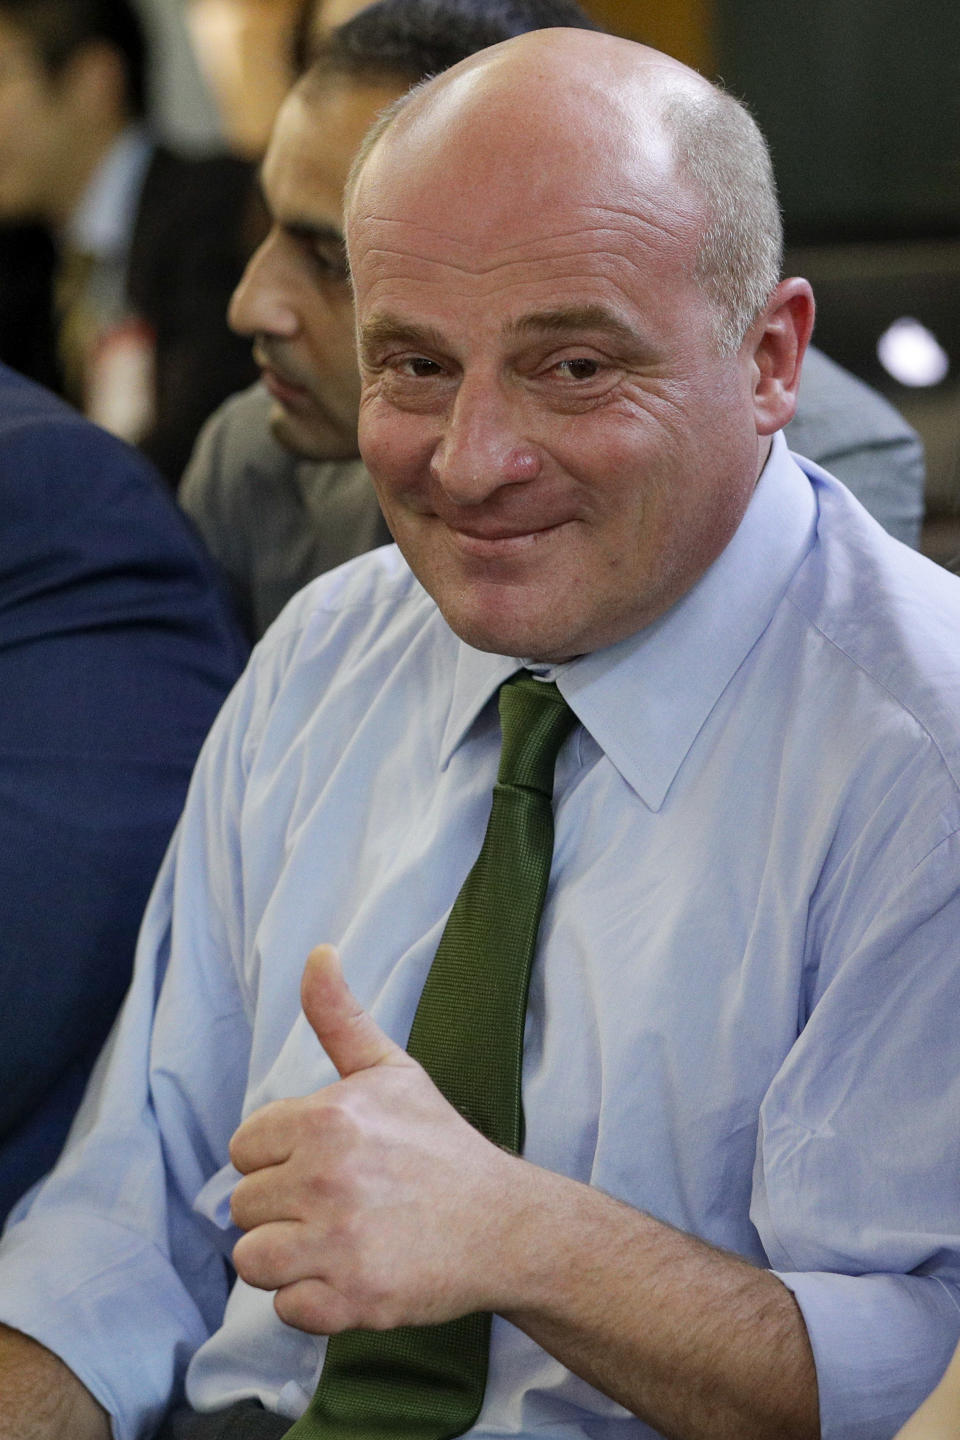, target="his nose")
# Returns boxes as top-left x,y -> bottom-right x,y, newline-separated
227,230 -> 299,339
429,377 -> 541,505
